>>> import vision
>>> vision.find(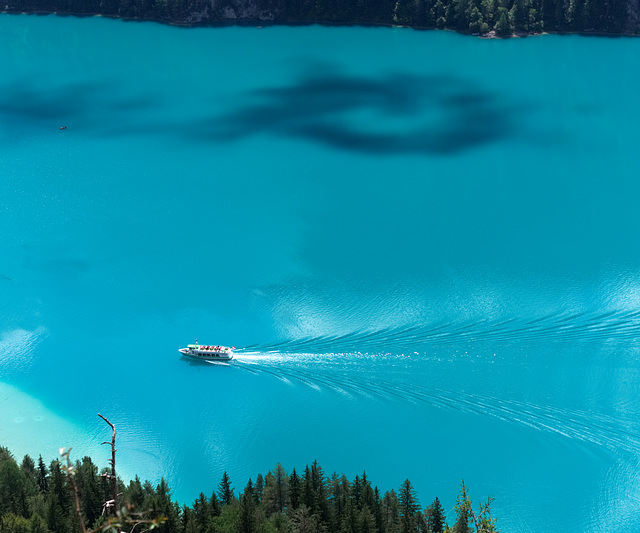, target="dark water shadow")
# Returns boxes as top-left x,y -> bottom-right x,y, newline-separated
0,65 -> 536,155
195,67 -> 531,155
0,78 -> 158,136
